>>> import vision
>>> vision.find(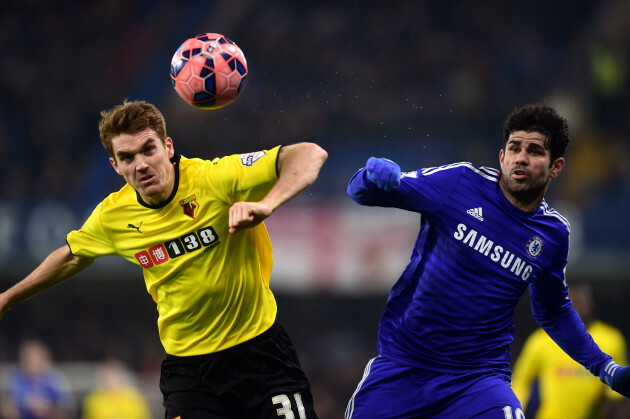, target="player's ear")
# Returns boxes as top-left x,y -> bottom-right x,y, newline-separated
109,157 -> 122,175
550,157 -> 565,179
165,137 -> 175,158
499,149 -> 505,165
